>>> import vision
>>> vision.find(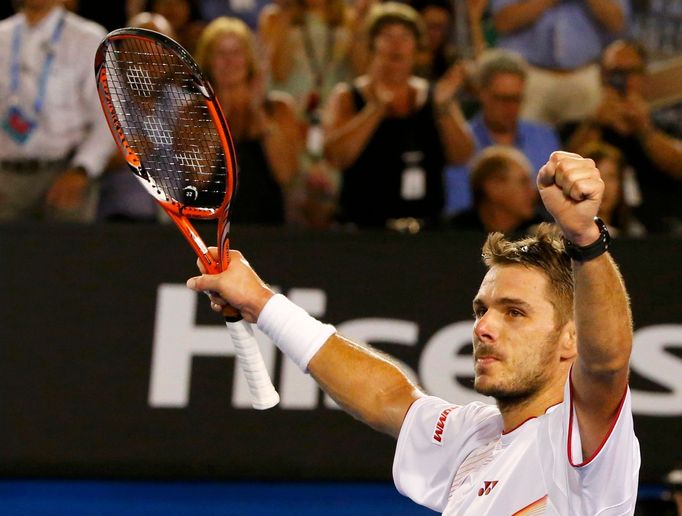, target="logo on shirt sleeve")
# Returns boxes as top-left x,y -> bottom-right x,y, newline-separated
431,407 -> 456,445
